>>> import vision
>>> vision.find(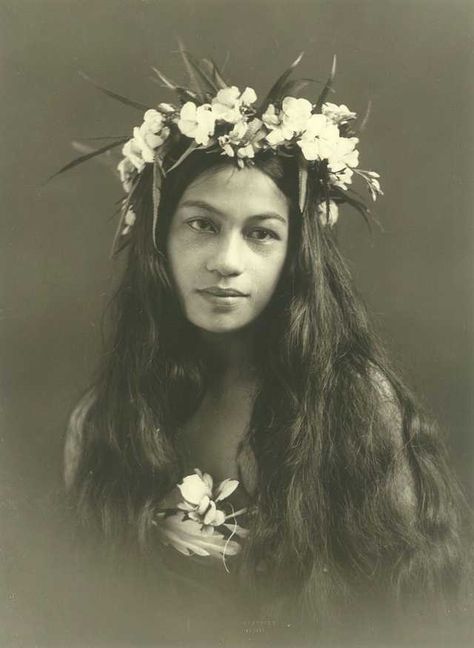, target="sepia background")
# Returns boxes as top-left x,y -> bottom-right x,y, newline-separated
1,0 -> 473,644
